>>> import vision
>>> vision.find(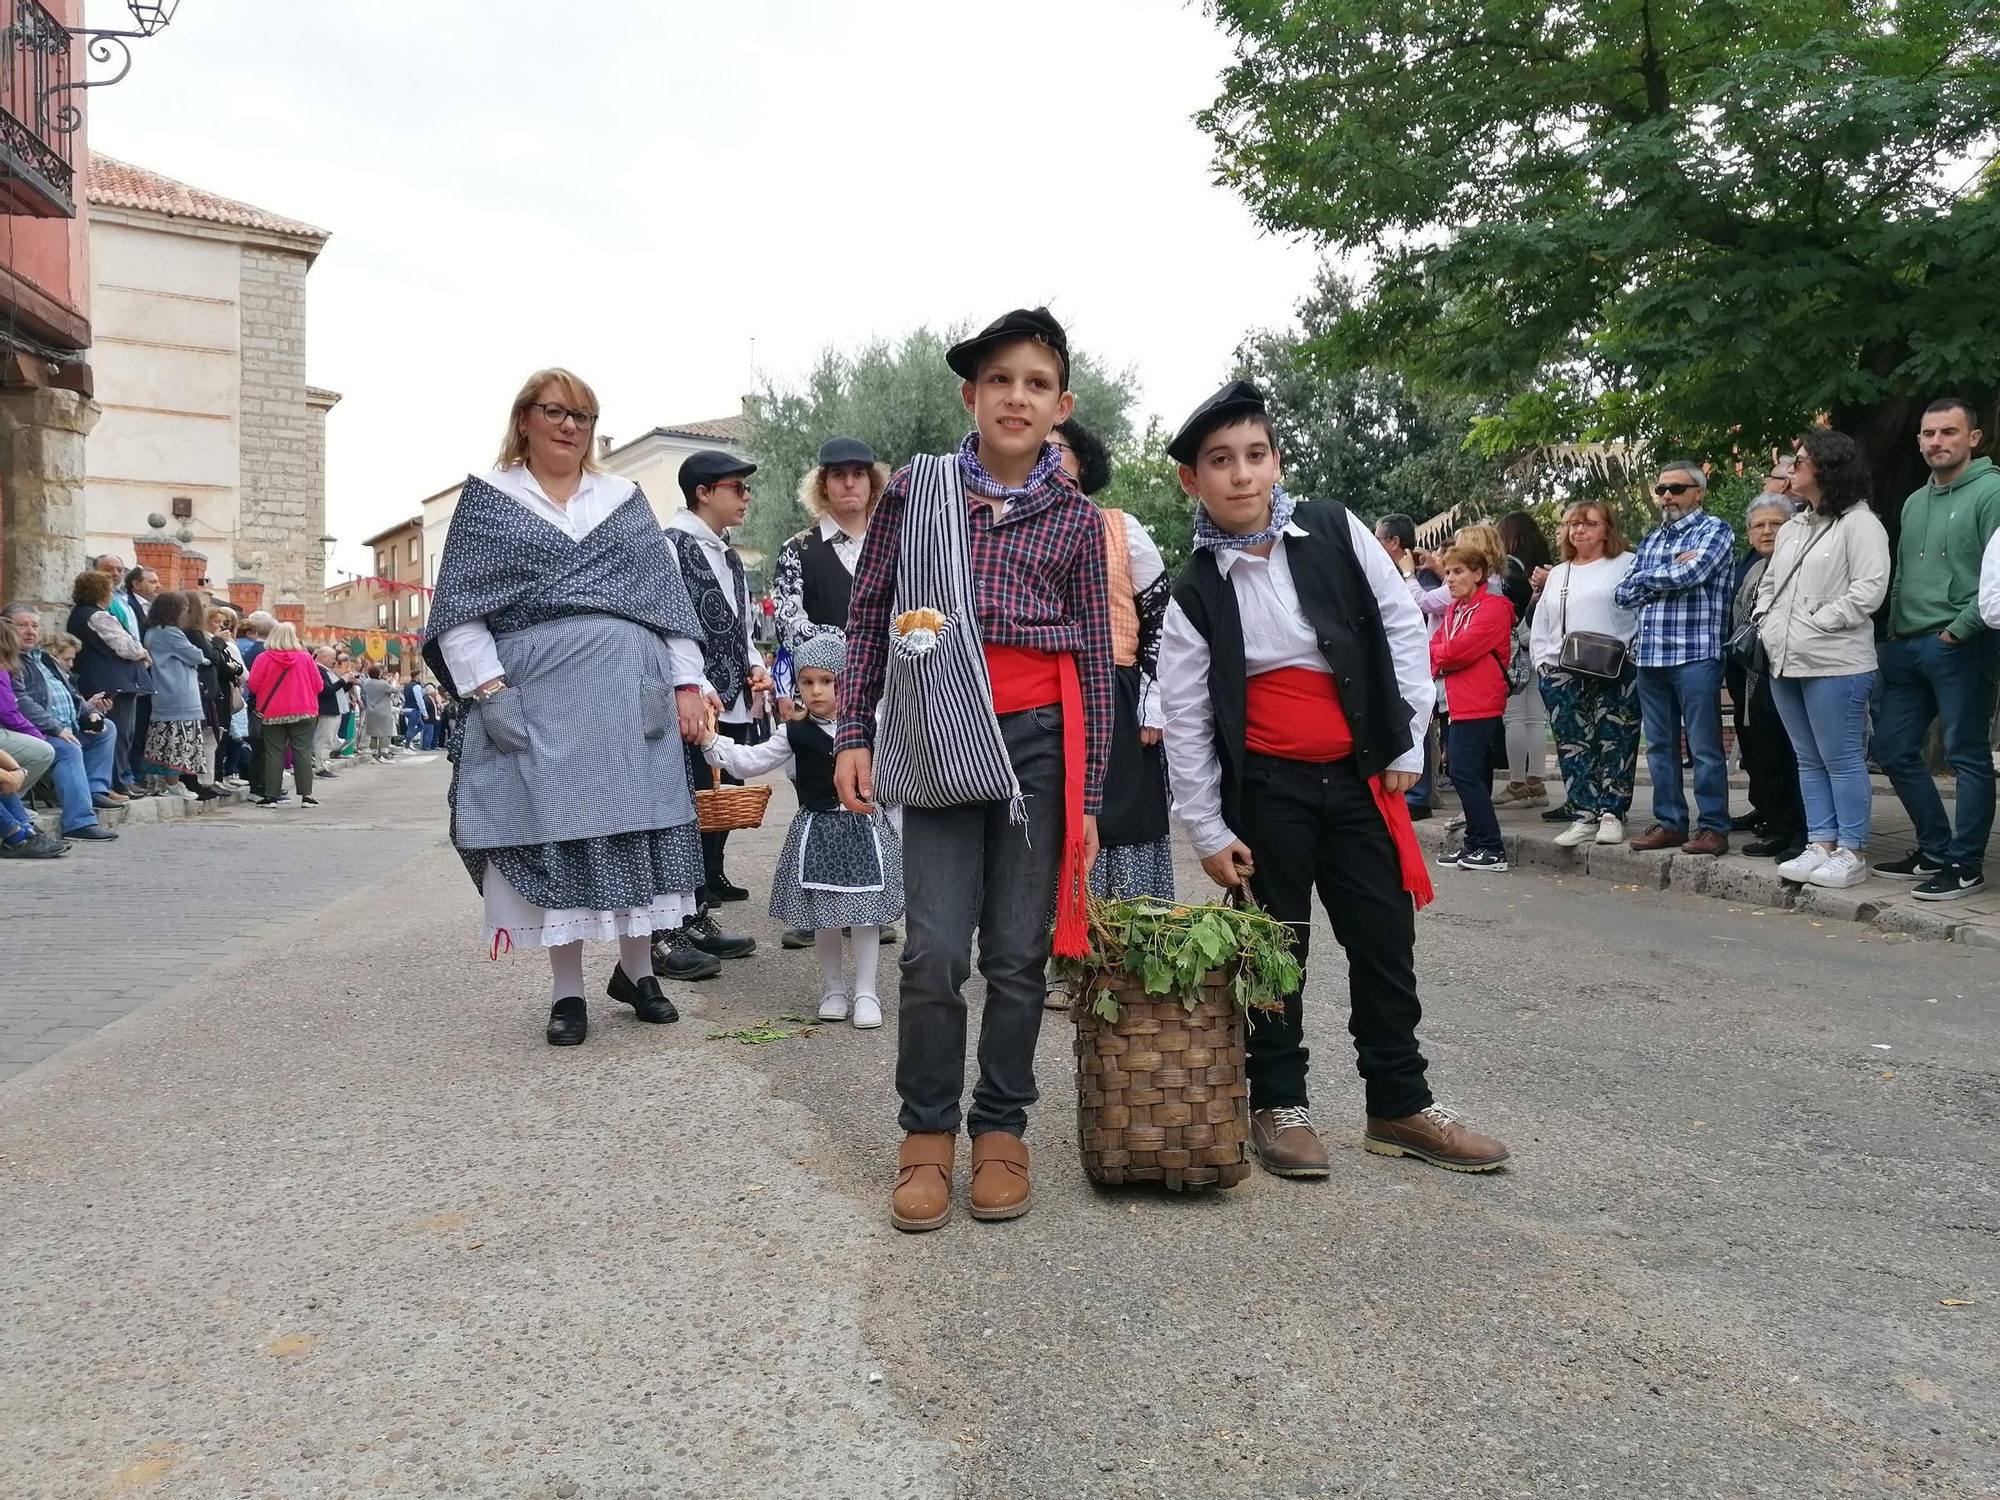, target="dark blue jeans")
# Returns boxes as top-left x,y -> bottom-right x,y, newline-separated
1635,657 -> 1730,835
1874,632 -> 1998,868
47,727 -> 117,832
1445,716 -> 1505,855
